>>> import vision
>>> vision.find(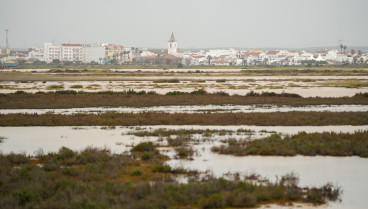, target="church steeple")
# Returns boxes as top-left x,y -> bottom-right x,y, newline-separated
169,32 -> 176,42
168,32 -> 177,55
